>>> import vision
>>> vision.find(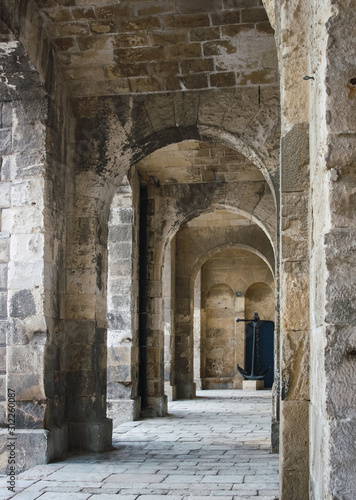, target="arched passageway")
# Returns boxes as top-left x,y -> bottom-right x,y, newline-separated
105,140 -> 277,423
